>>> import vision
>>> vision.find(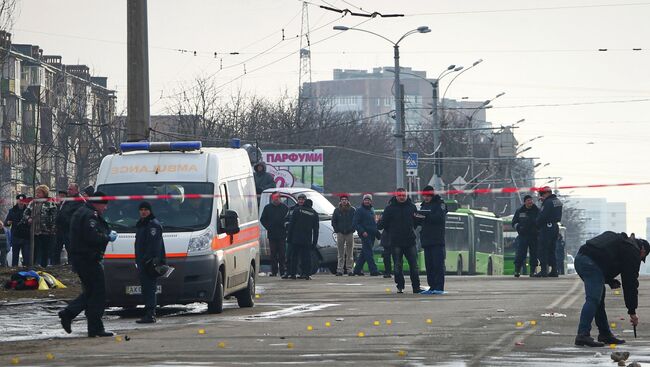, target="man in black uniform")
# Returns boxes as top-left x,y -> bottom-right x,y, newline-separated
534,186 -> 562,277
286,195 -> 319,280
380,188 -> 423,294
574,231 -> 649,347
260,192 -> 289,277
55,183 -> 84,265
58,191 -> 117,337
512,195 -> 540,277
134,201 -> 166,324
418,186 -> 448,294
